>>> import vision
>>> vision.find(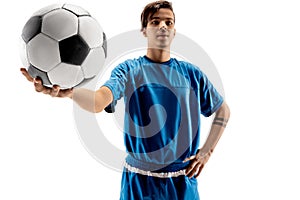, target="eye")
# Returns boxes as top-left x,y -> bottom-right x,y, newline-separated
151,20 -> 160,25
166,21 -> 173,26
